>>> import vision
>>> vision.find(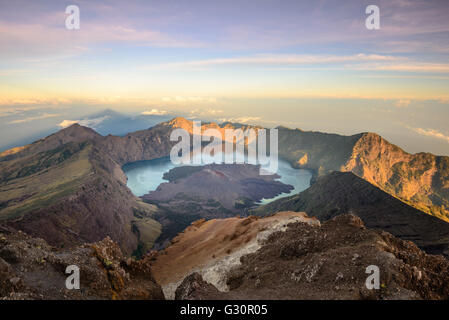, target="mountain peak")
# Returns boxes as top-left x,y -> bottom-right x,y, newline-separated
254,170 -> 449,257
0,123 -> 101,161
57,122 -> 99,136
167,116 -> 192,128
